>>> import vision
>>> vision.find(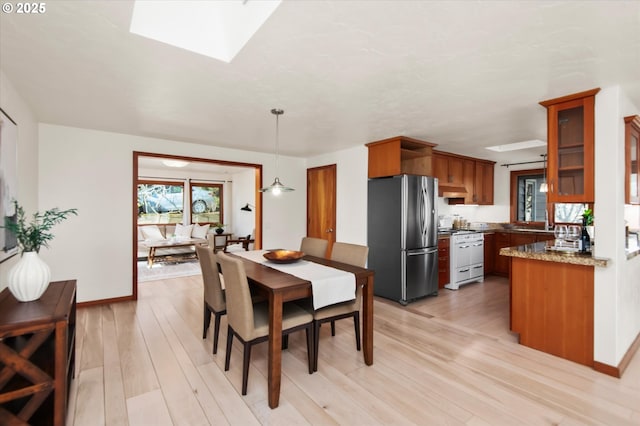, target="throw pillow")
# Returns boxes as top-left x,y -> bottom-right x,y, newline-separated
141,225 -> 165,241
192,223 -> 210,239
174,223 -> 194,239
